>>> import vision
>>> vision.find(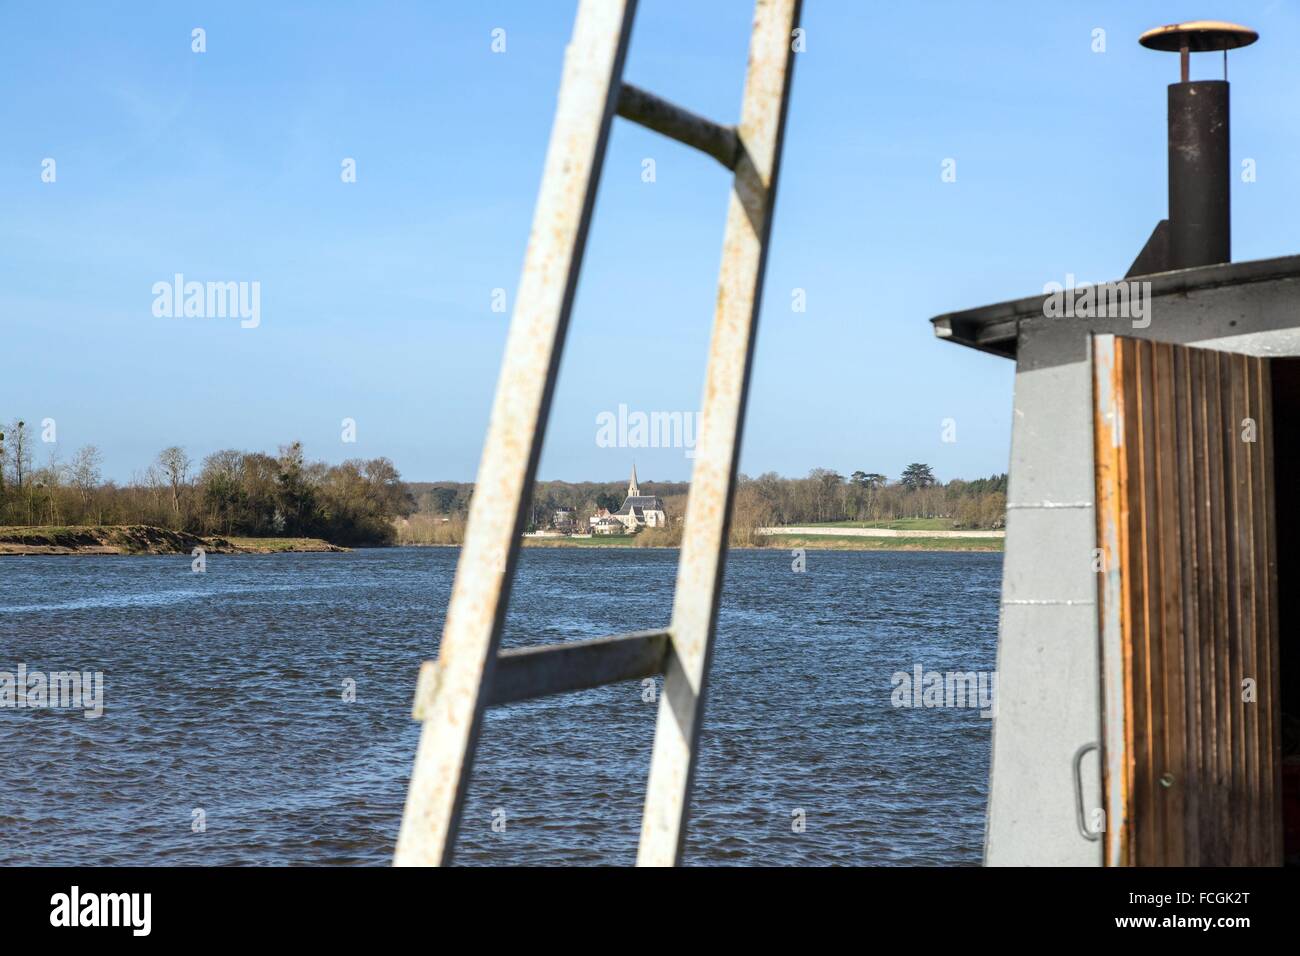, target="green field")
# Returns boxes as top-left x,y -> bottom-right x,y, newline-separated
759,533 -> 1003,552
225,536 -> 345,553
797,518 -> 962,531
517,530 -> 1002,552
522,534 -> 642,547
